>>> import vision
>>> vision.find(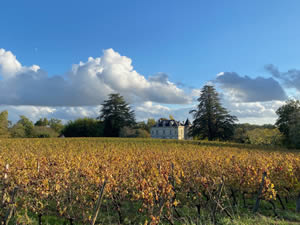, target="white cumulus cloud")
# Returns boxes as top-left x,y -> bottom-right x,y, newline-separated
0,49 -> 22,78
0,48 -> 291,125
0,48 -> 190,107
